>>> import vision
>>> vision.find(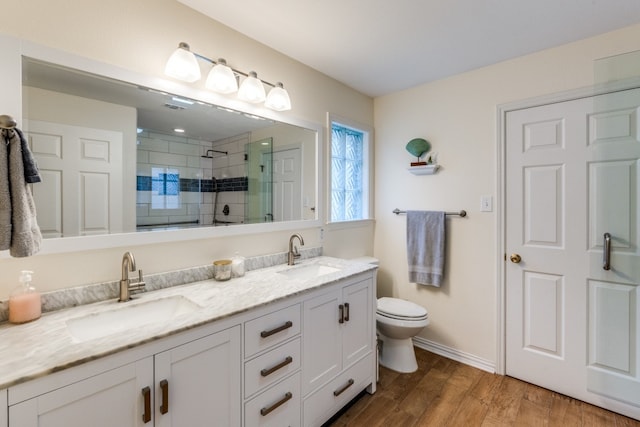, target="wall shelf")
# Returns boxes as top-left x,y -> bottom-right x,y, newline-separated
407,164 -> 439,175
